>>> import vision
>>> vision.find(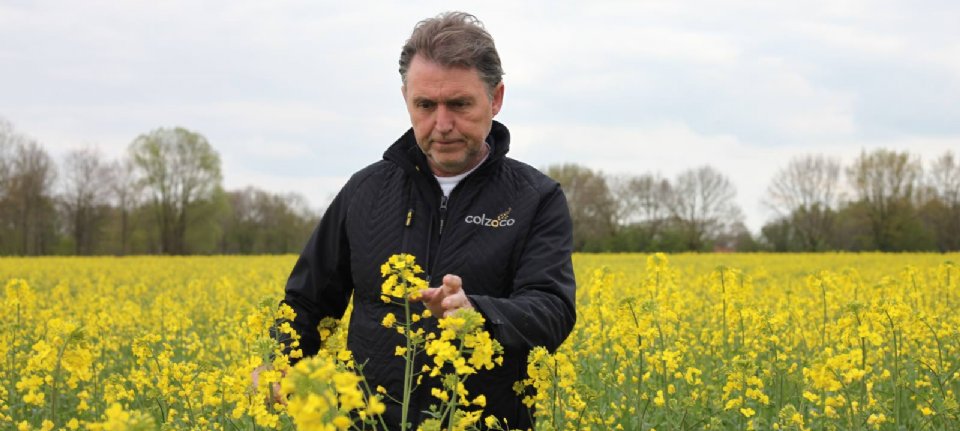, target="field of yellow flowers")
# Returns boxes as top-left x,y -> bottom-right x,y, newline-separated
2,253 -> 959,430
